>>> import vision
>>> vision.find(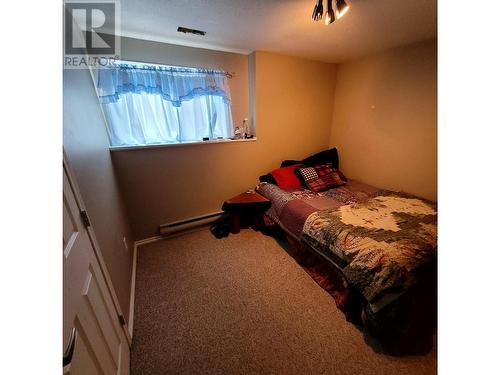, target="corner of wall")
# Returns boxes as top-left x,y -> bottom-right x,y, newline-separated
328,63 -> 339,150
248,52 -> 257,135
